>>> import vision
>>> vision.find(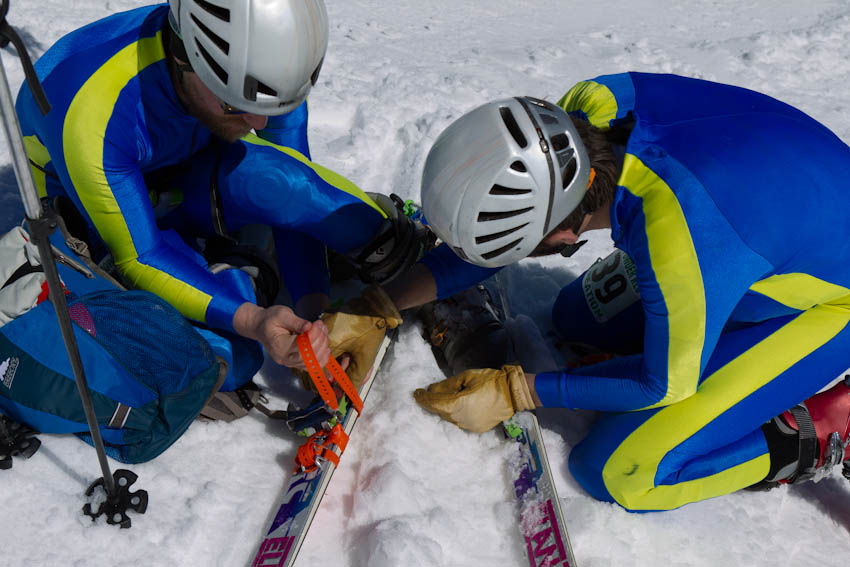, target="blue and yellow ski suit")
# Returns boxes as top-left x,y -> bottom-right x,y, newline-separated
15,5 -> 384,389
427,72 -> 850,511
